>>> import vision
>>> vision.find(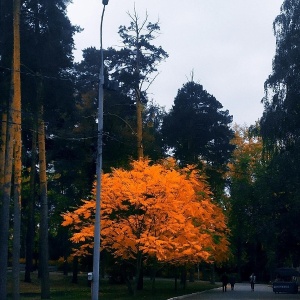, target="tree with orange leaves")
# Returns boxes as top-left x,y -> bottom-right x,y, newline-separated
62,158 -> 229,294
